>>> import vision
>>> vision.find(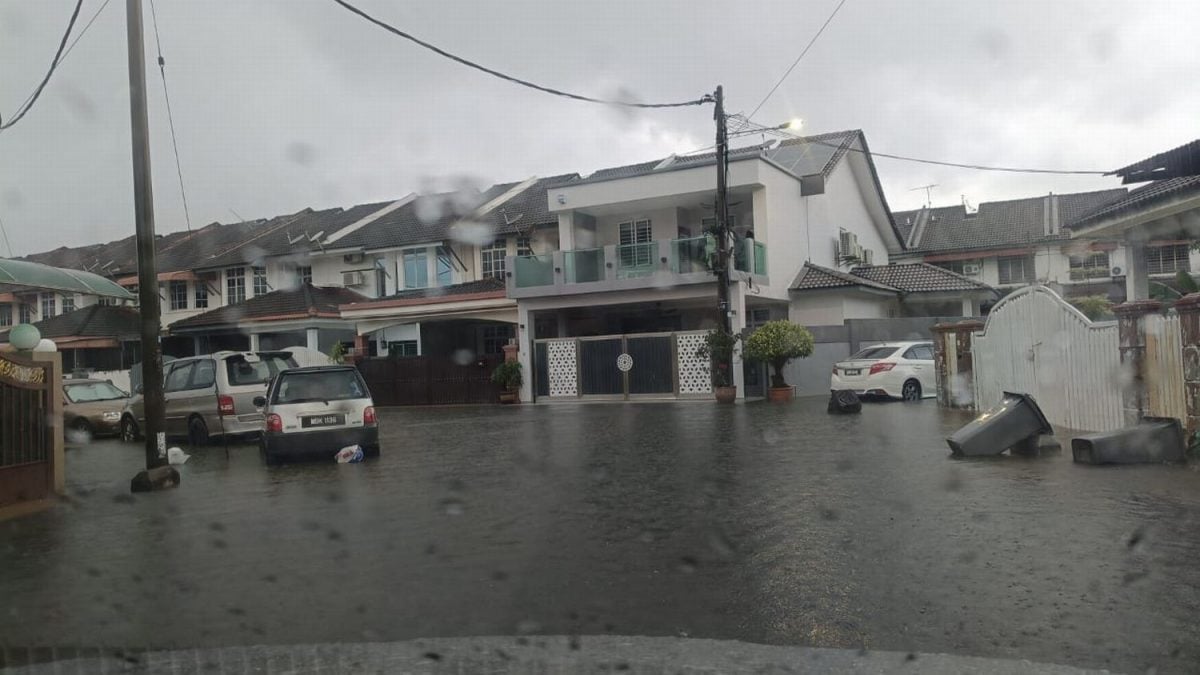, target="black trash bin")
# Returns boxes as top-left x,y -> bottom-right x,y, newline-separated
827,390 -> 862,415
1071,417 -> 1186,464
946,391 -> 1053,457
